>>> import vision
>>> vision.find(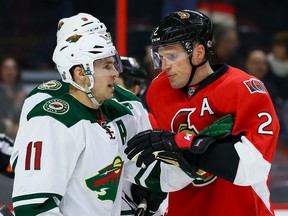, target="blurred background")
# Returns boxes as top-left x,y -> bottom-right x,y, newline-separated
0,0 -> 288,215
0,0 -> 287,70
